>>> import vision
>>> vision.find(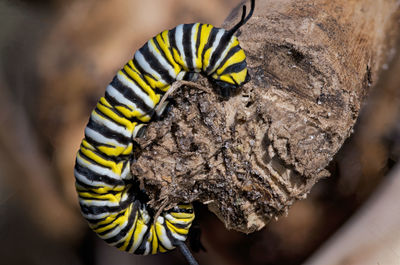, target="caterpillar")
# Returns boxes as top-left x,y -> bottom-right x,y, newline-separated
74,0 -> 254,263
